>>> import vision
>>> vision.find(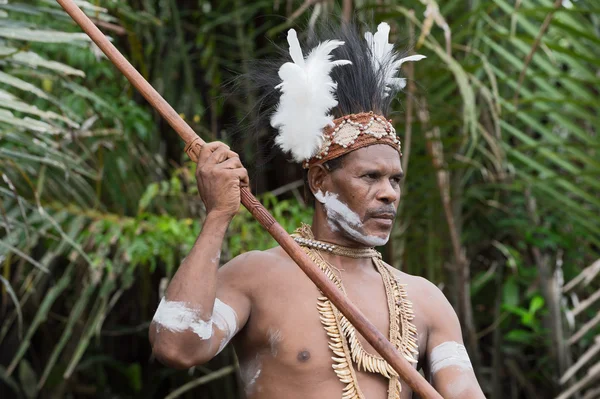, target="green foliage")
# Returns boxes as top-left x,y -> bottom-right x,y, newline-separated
1,0 -> 599,398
